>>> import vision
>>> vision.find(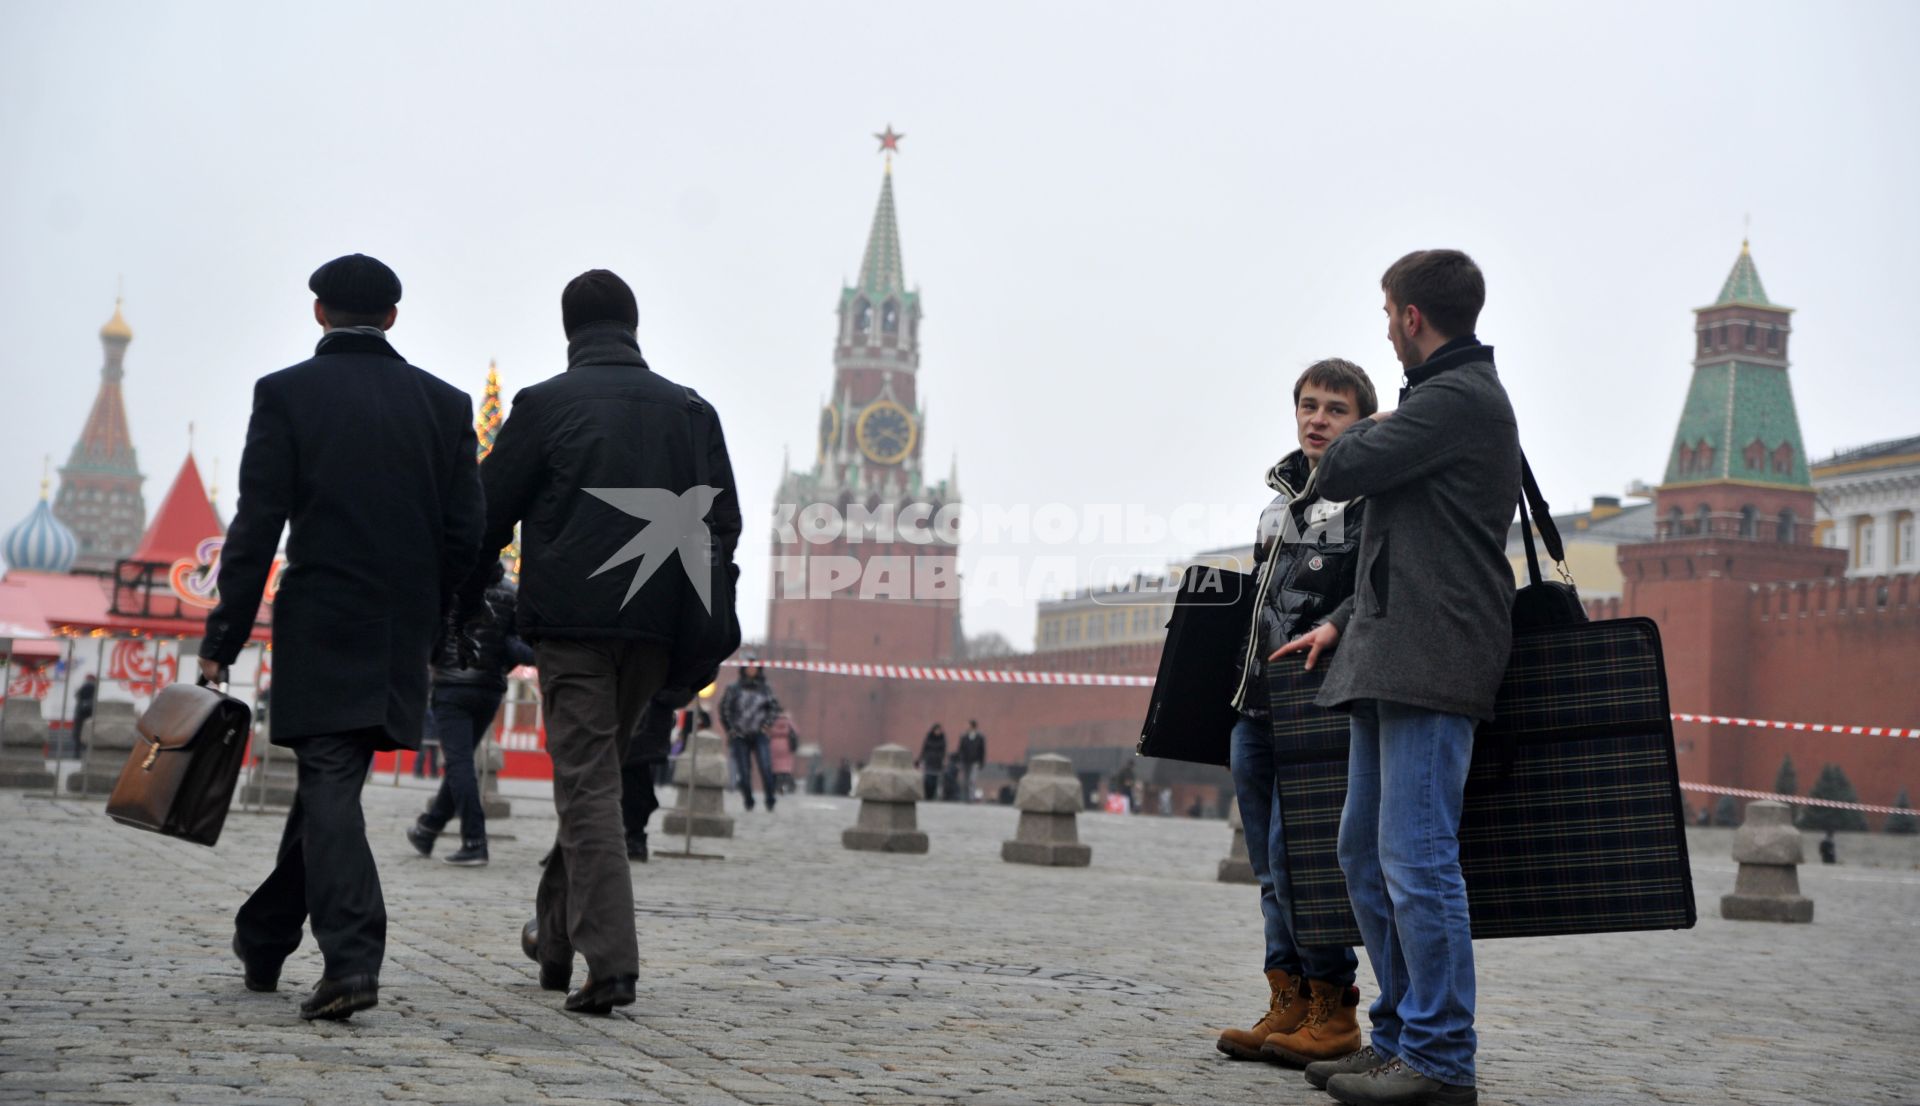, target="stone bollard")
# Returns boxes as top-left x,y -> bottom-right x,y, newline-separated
66,701 -> 140,795
477,735 -> 511,819
1001,754 -> 1092,867
662,730 -> 733,838
1720,800 -> 1814,923
0,699 -> 54,789
239,719 -> 297,809
1218,802 -> 1256,884
841,744 -> 928,853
